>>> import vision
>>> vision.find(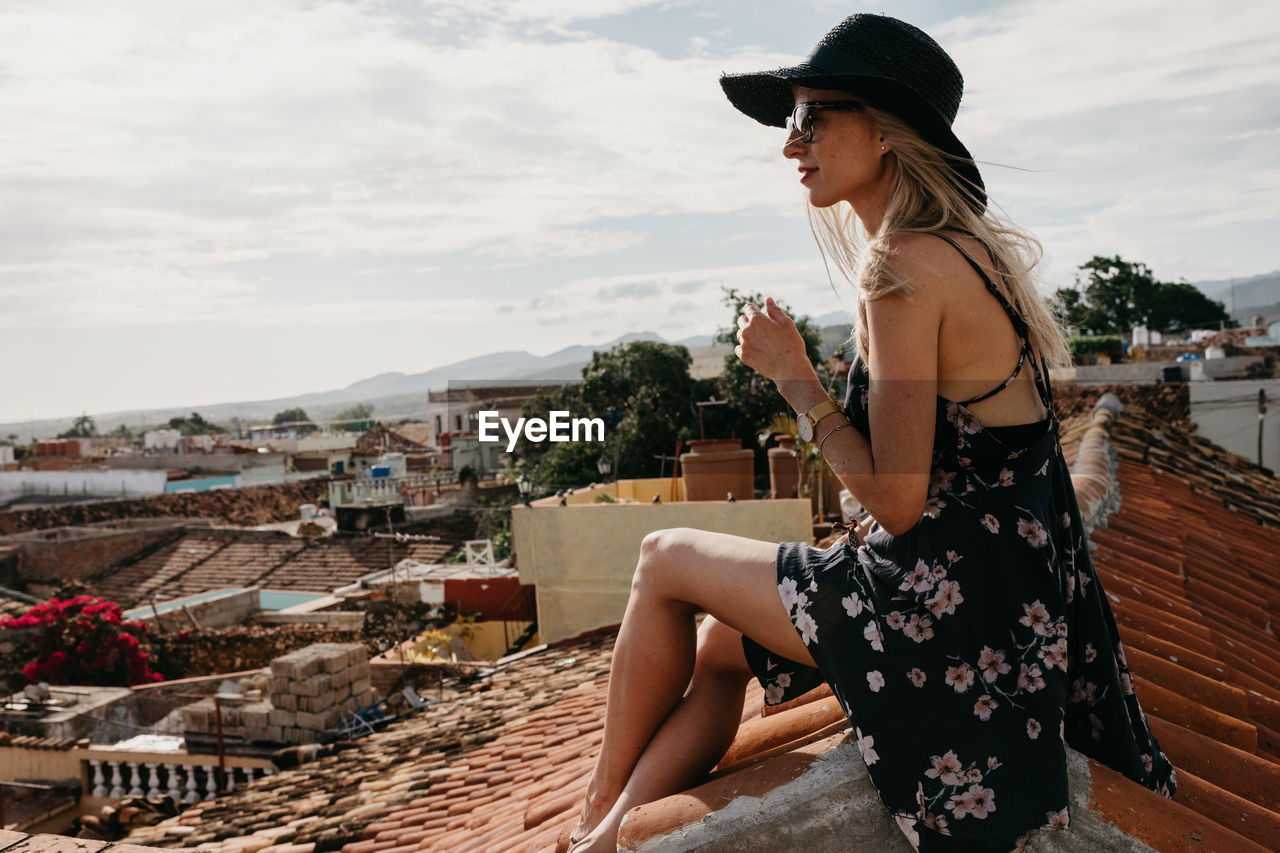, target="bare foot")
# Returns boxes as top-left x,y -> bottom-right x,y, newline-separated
568,807 -> 628,853
569,789 -> 612,850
